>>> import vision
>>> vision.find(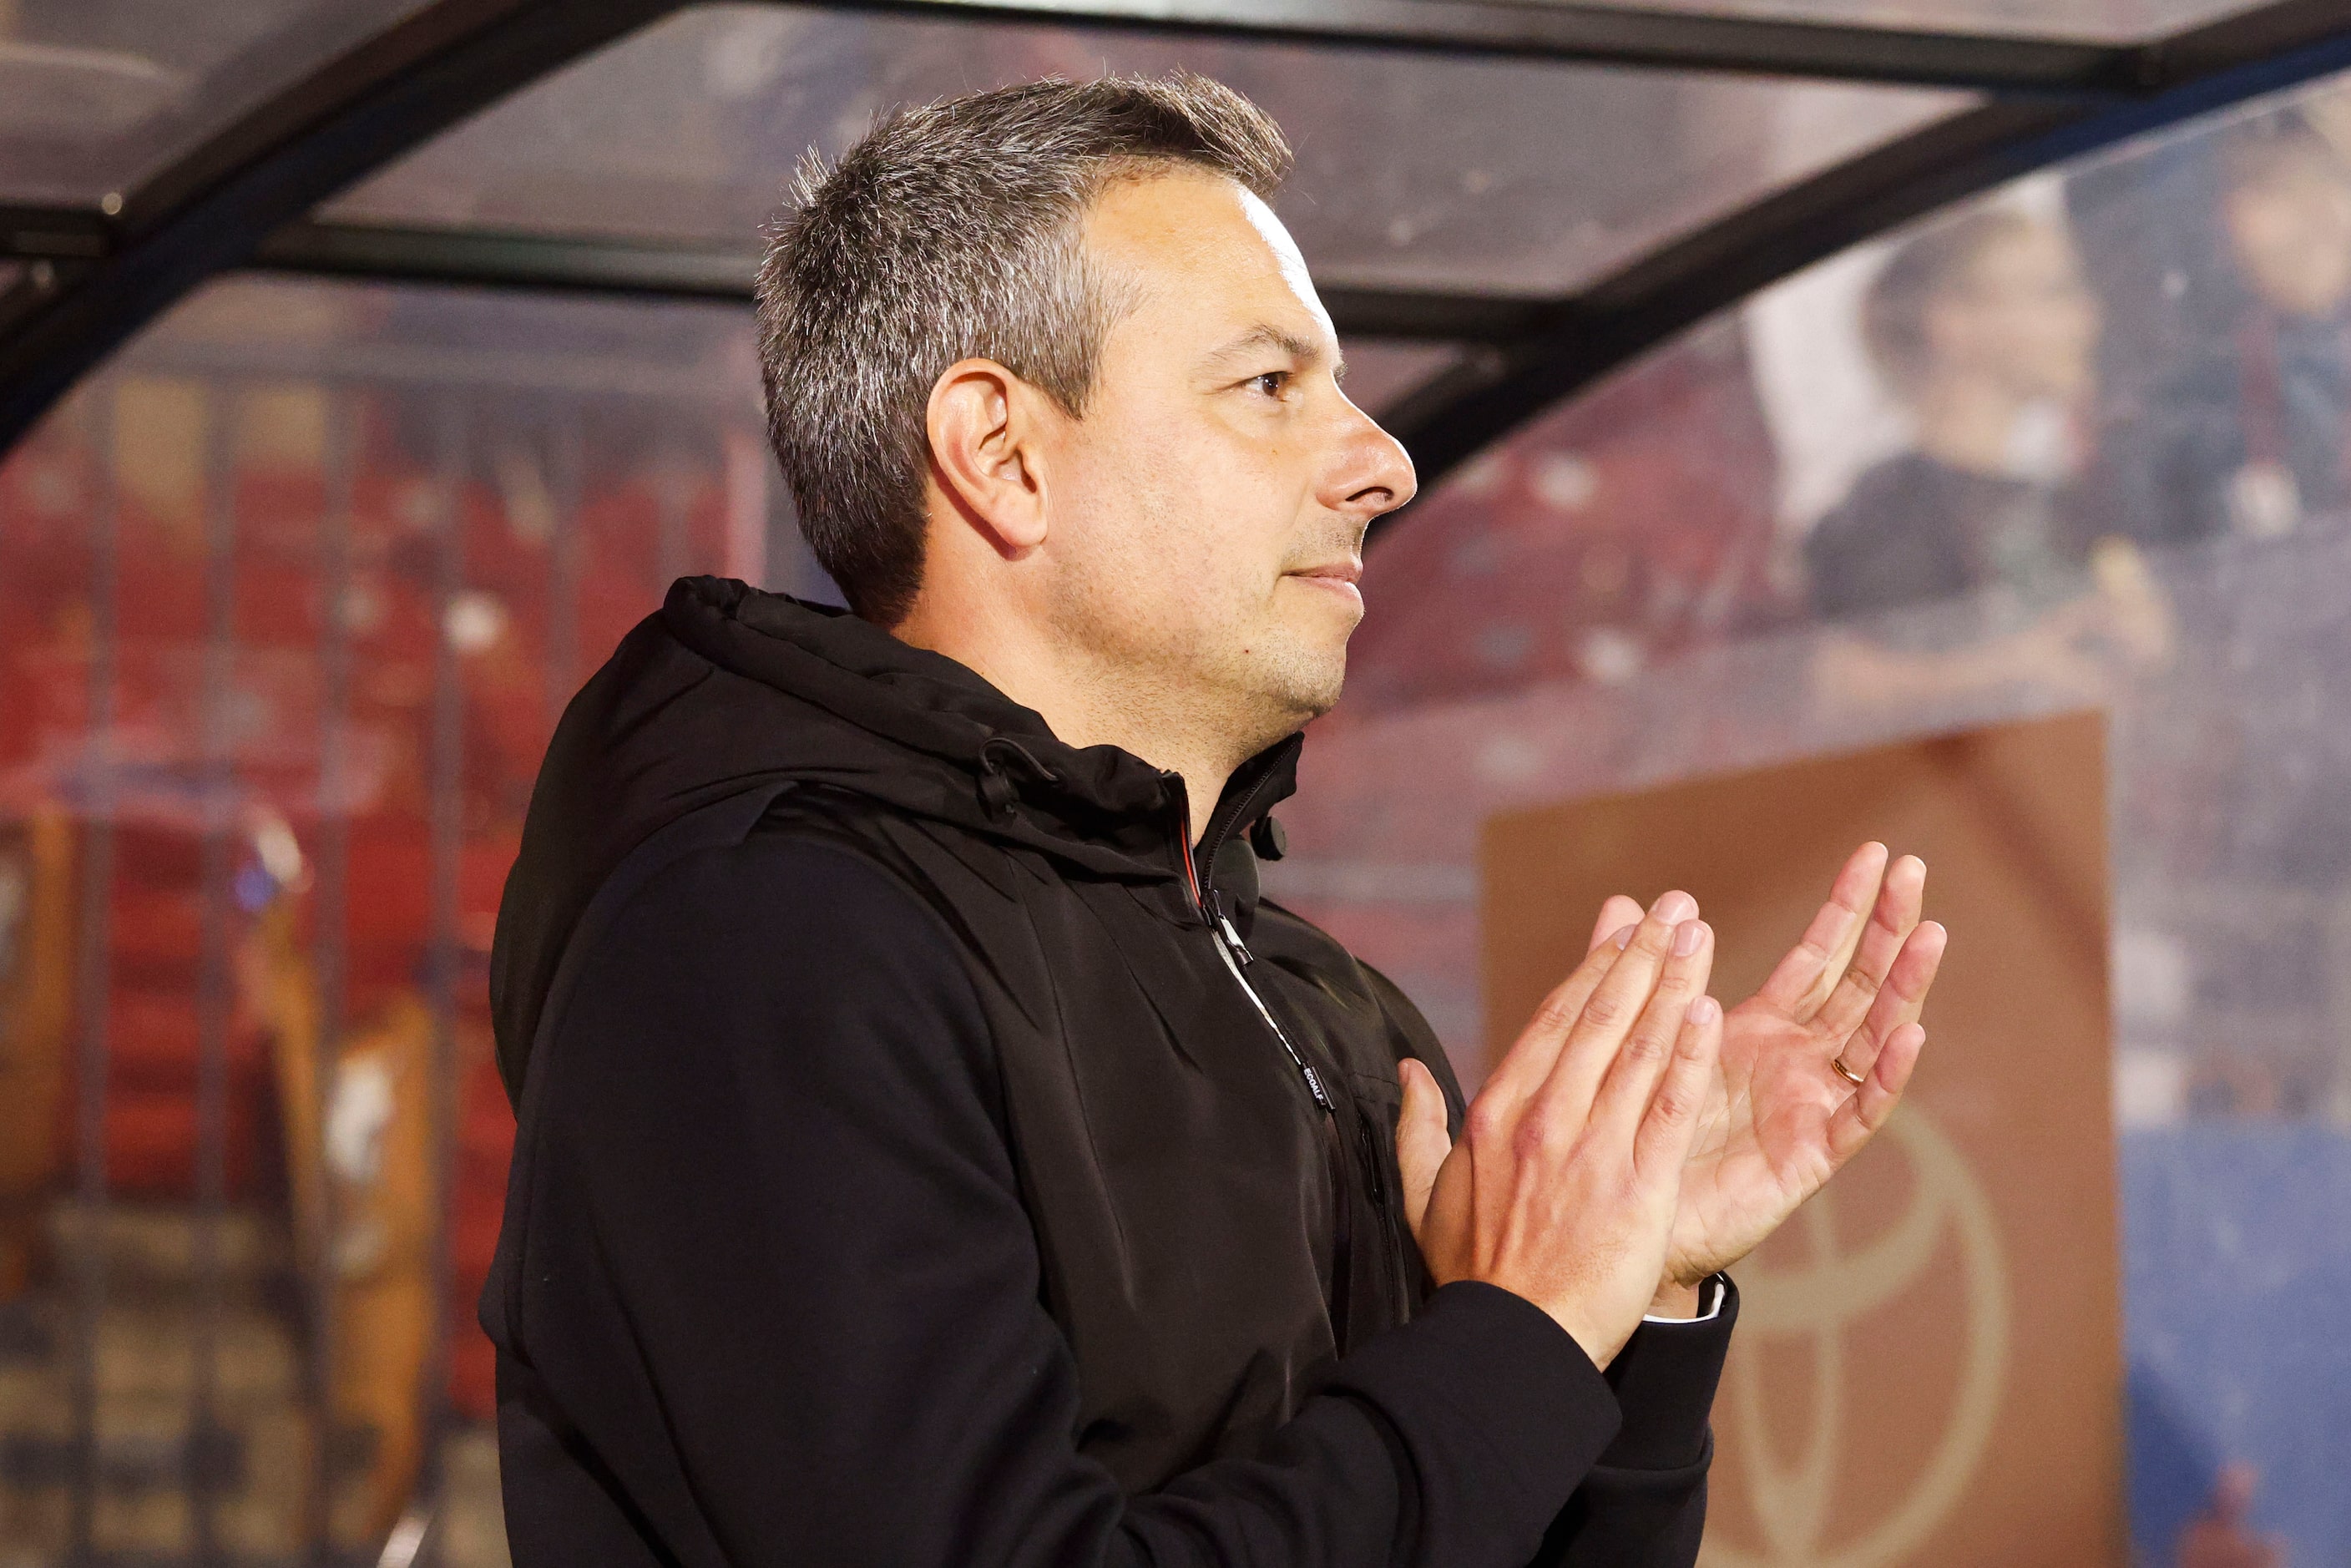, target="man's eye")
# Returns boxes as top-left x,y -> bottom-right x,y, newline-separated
1250,371 -> 1291,398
